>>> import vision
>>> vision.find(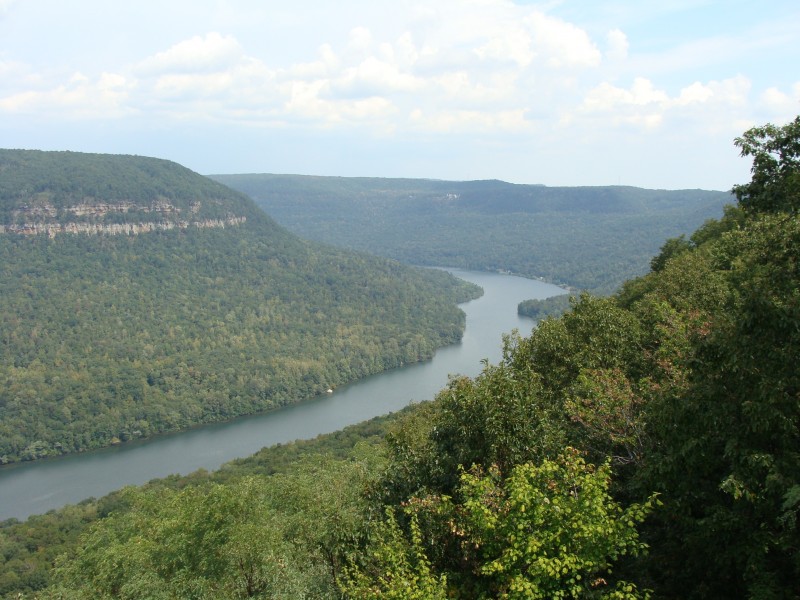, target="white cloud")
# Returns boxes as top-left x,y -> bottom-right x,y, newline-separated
474,24 -> 534,67
282,79 -> 335,123
0,70 -> 133,118
605,29 -> 629,61
346,26 -> 374,56
394,32 -> 420,68
333,56 -> 423,98
152,72 -> 234,100
575,74 -> 756,136
136,32 -> 245,76
341,96 -> 396,122
583,78 -> 668,112
762,86 -> 789,108
281,78 -> 395,127
584,76 -> 751,112
433,70 -> 521,111
283,44 -> 339,80
760,83 -> 800,117
715,76 -> 751,105
0,7 -> 748,137
409,106 -> 529,133
524,11 -> 601,68
1,0 -> 797,188
675,82 -> 714,105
